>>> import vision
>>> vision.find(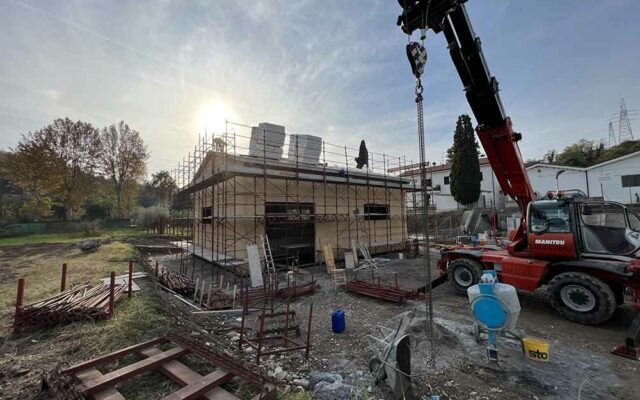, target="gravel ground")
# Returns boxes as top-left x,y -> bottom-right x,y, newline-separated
150,246 -> 640,400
